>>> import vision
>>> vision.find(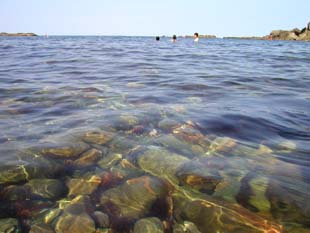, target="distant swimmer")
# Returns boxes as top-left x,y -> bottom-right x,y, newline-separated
156,36 -> 160,41
172,35 -> 177,42
194,32 -> 199,42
